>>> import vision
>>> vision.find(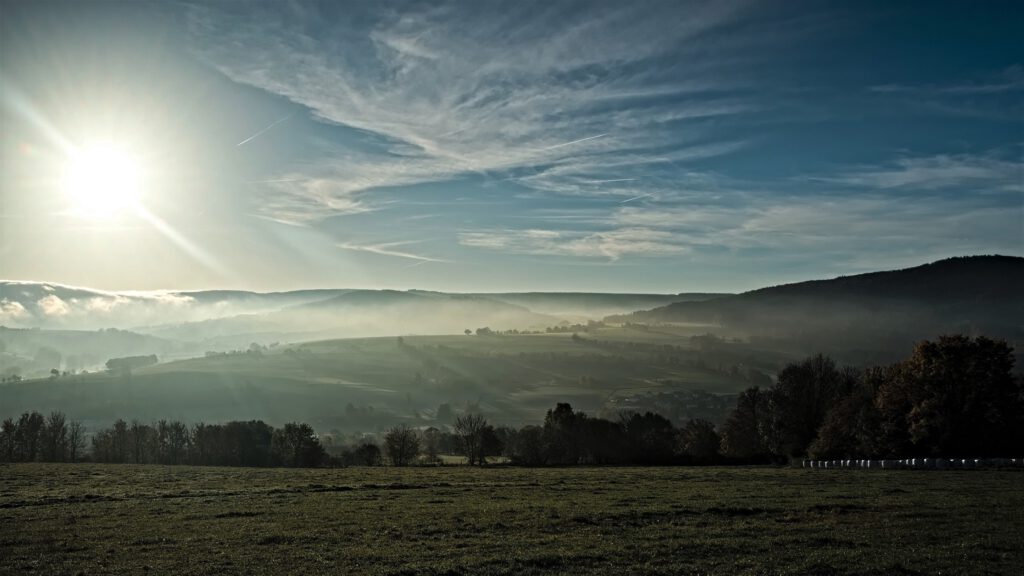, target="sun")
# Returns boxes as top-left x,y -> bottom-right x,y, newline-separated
61,143 -> 145,220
